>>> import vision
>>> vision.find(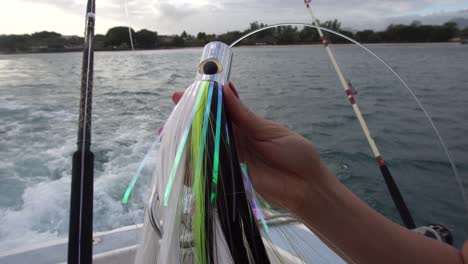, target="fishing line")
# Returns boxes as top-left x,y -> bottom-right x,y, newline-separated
229,23 -> 468,216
